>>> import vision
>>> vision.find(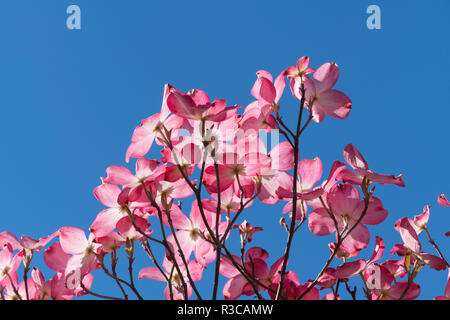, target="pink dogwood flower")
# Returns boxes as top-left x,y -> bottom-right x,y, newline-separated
2,276 -> 37,300
341,143 -> 405,187
277,160 -> 347,221
57,227 -> 101,282
203,151 -> 271,197
233,220 -> 263,243
250,70 -> 285,111
285,56 -> 315,79
393,217 -> 447,271
335,236 -> 386,279
126,84 -> 184,163
438,194 -> 450,207
31,267 -> 53,300
0,243 -> 23,283
167,89 -> 238,123
0,232 -> 57,256
103,158 -> 166,191
308,183 -> 388,257
91,183 -> 130,237
290,62 -> 352,123
363,263 -> 420,300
